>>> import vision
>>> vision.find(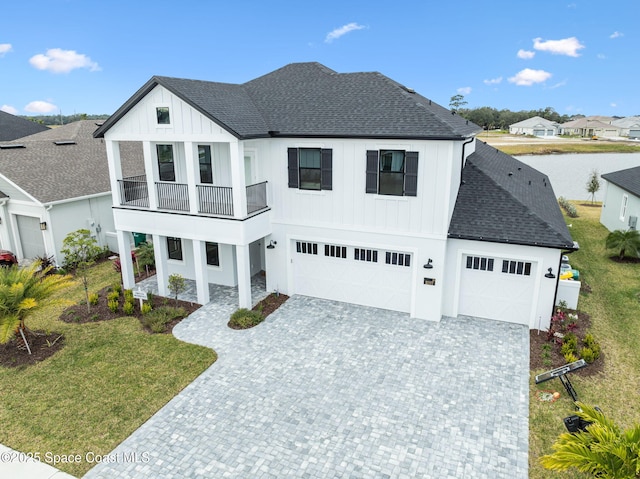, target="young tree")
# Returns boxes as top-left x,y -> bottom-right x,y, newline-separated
541,402 -> 640,478
605,229 -> 640,259
136,242 -> 155,277
449,94 -> 467,111
0,262 -> 74,354
168,273 -> 186,305
60,229 -> 103,312
586,170 -> 601,204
